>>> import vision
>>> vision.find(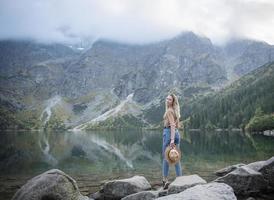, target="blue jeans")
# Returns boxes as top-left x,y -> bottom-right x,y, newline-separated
162,128 -> 182,178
